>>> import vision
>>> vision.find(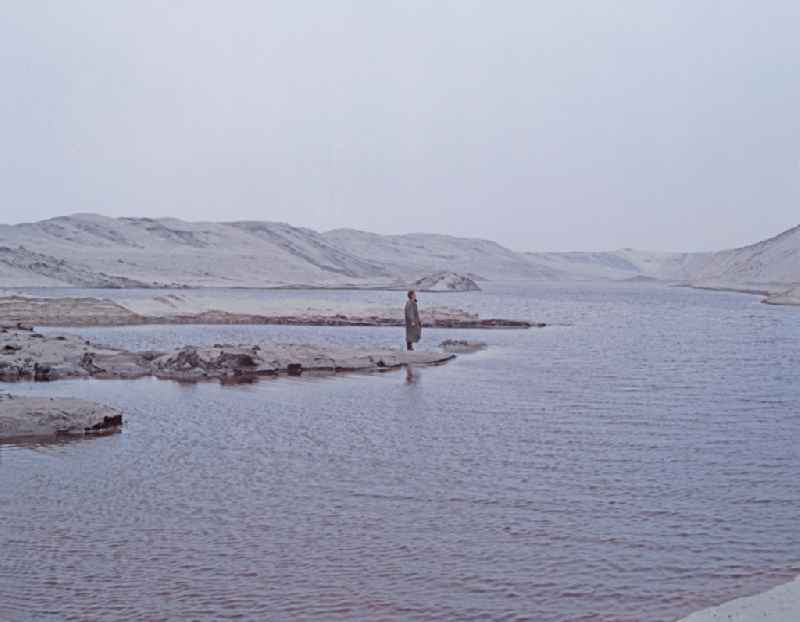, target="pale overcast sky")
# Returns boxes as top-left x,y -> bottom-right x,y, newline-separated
1,1 -> 799,251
